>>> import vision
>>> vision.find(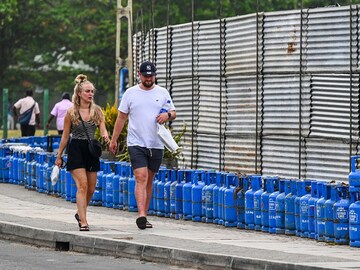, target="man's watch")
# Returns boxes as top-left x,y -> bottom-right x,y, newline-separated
167,112 -> 172,119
